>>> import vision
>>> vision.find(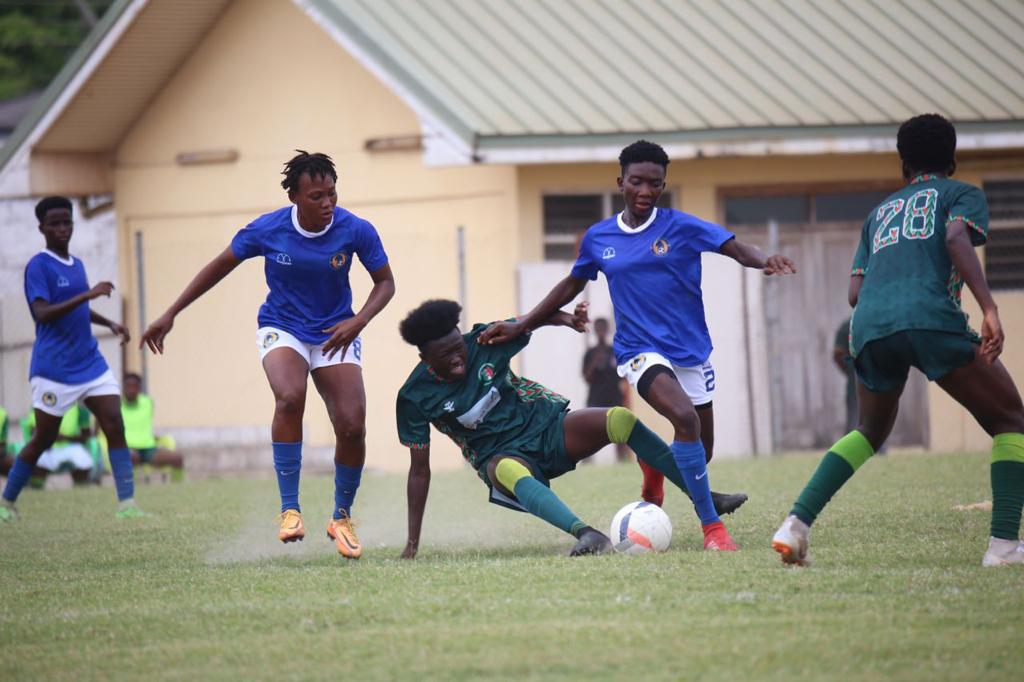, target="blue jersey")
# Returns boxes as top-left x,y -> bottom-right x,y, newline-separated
24,251 -> 109,384
571,208 -> 734,367
231,205 -> 389,344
